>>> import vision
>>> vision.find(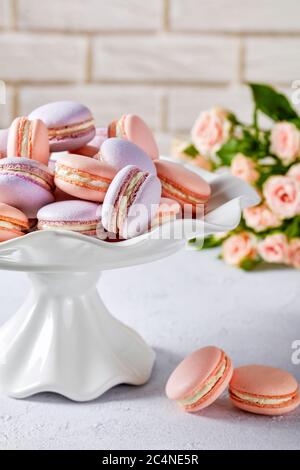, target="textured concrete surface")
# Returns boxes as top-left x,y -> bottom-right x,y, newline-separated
0,248 -> 299,450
